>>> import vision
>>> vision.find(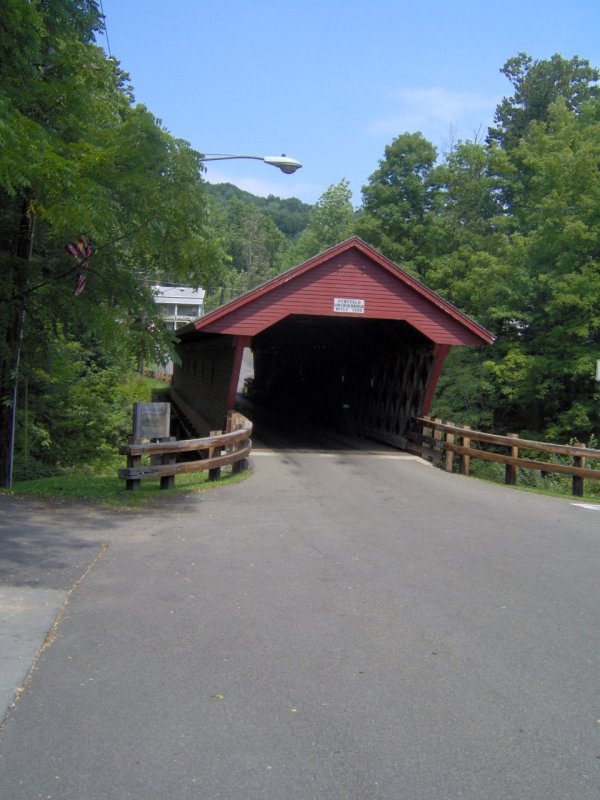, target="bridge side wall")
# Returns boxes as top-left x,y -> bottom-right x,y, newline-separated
172,337 -> 235,434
